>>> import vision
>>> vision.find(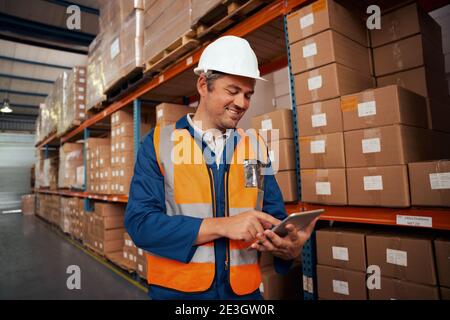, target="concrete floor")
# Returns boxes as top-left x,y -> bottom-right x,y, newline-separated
0,213 -> 148,300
